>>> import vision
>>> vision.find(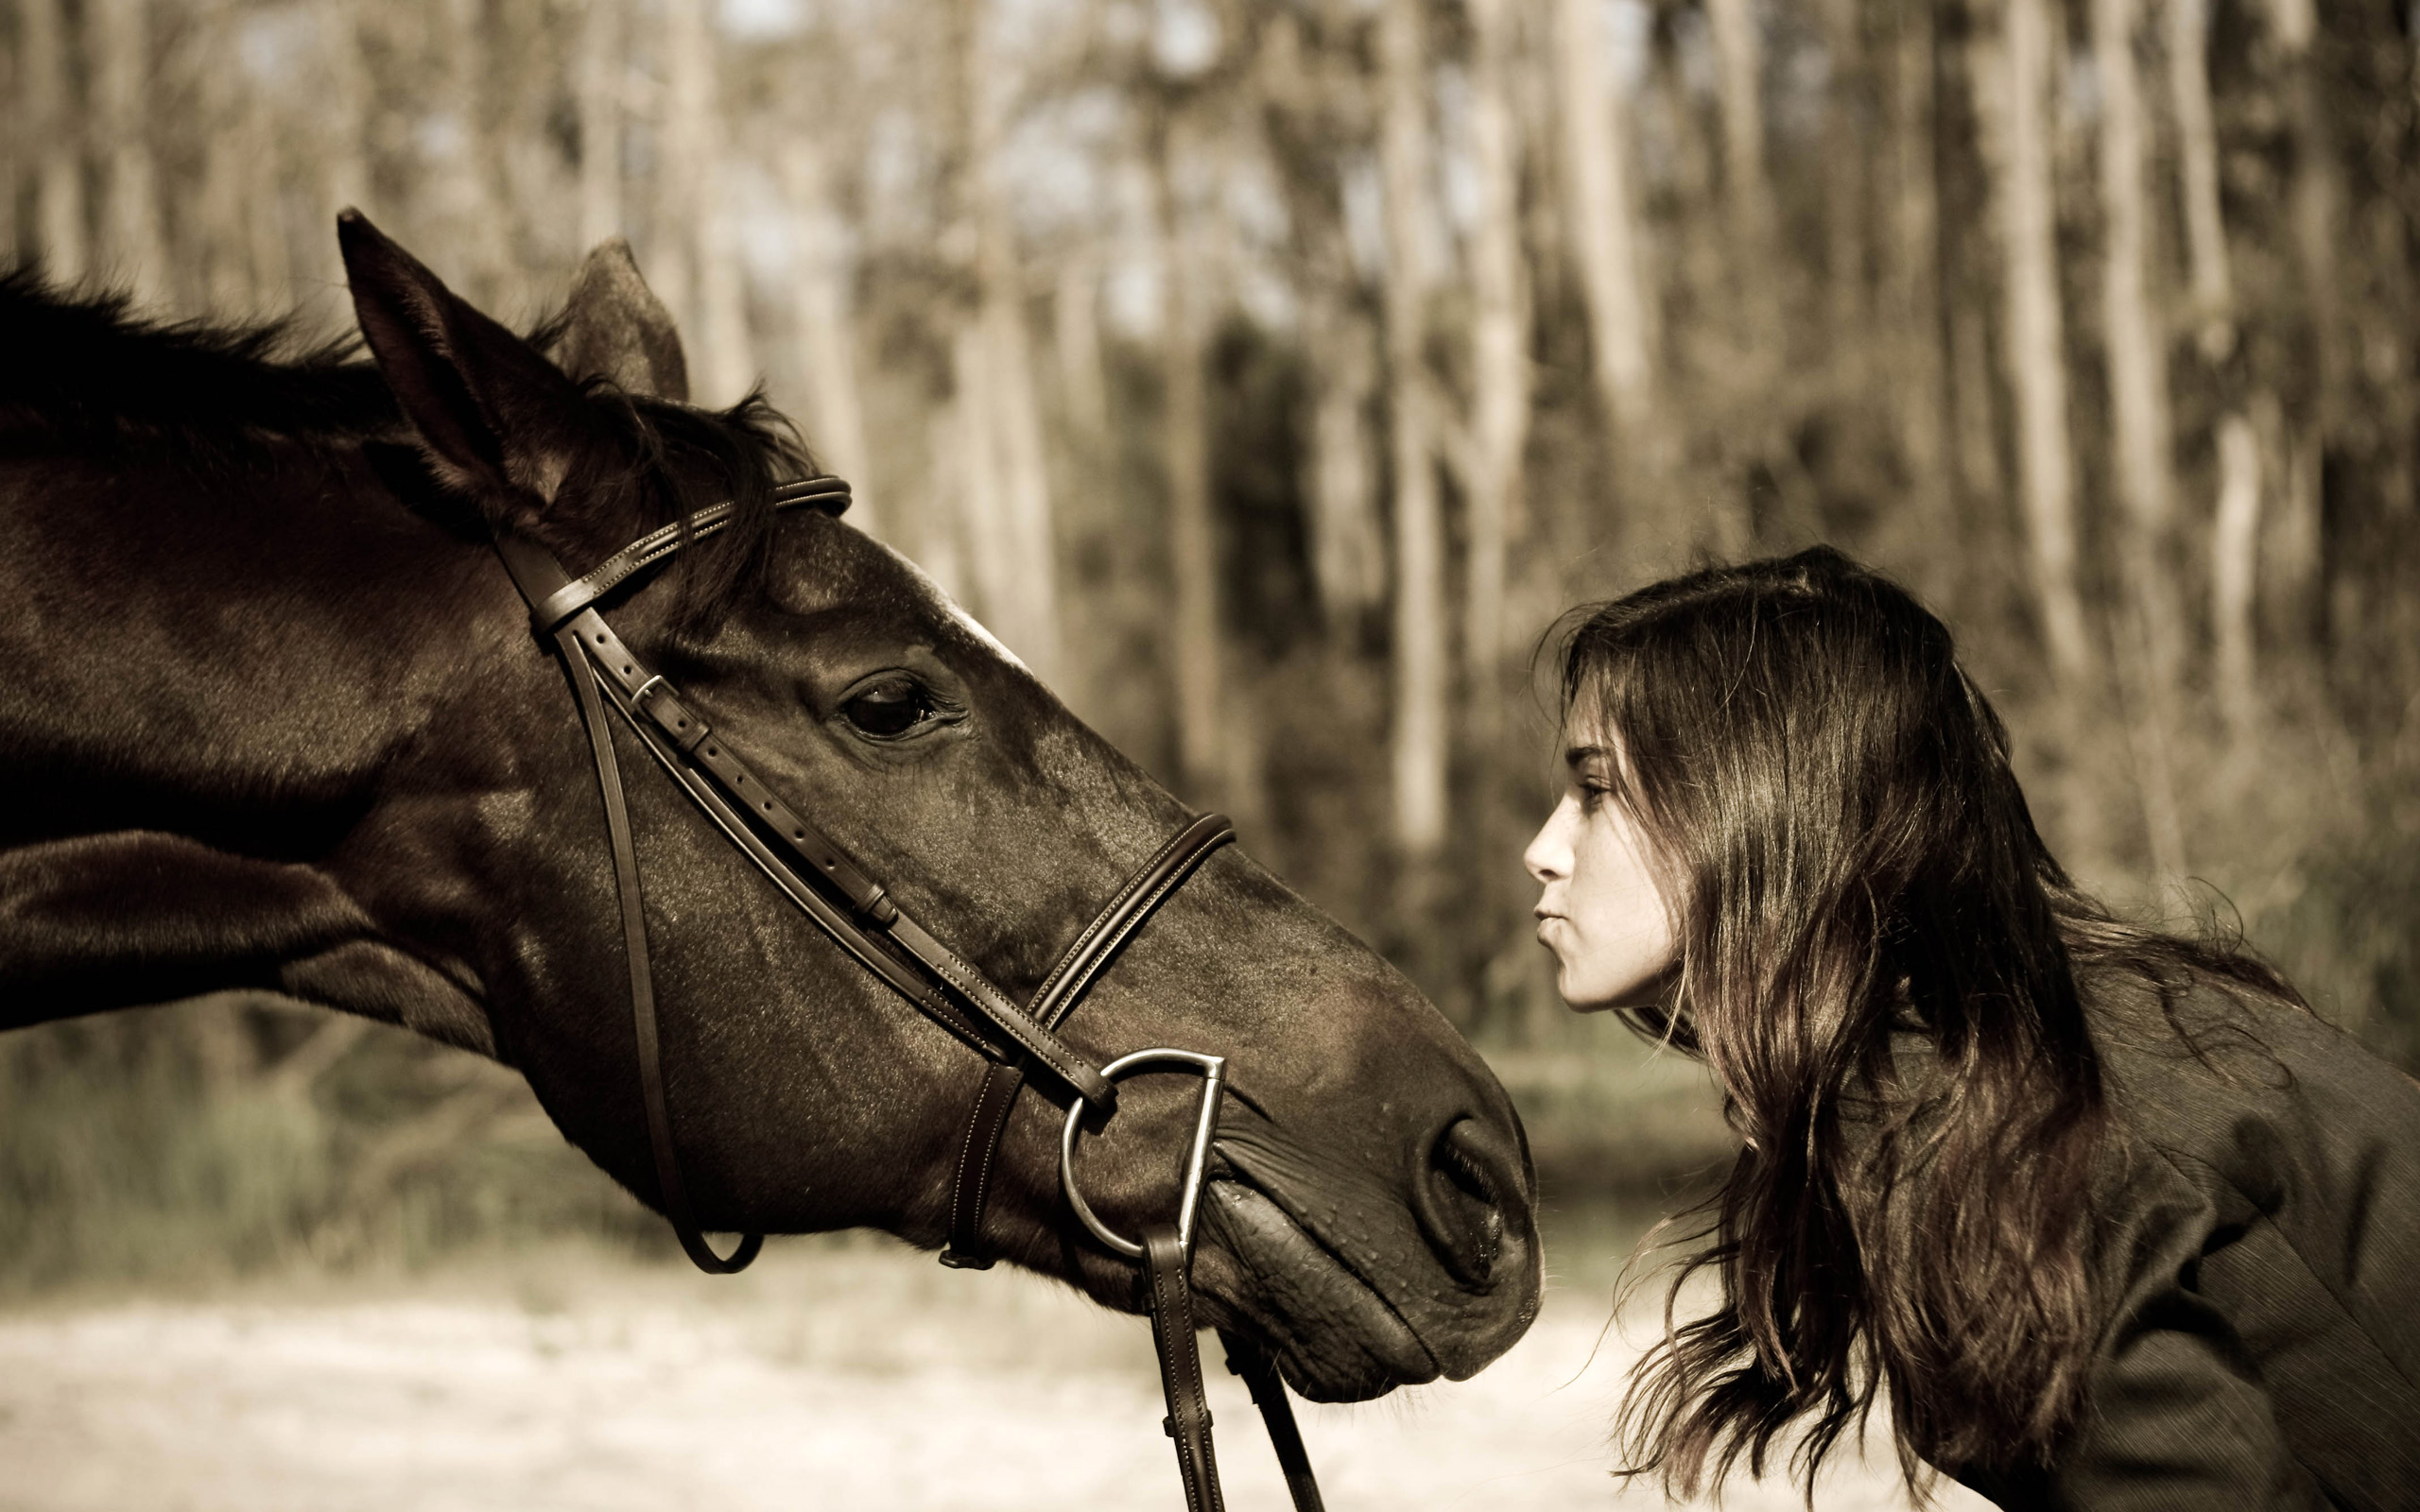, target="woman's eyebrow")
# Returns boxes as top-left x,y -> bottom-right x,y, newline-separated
1564,744 -> 1613,768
